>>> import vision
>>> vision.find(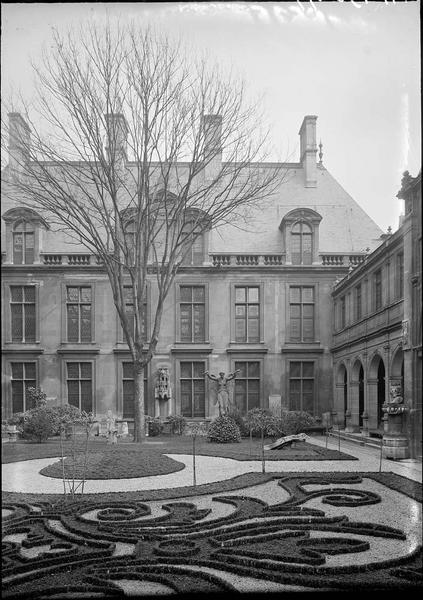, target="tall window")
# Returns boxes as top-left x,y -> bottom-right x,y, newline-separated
396,253 -> 404,299
122,362 -> 148,419
289,286 -> 314,342
124,220 -> 136,265
289,361 -> 314,413
291,221 -> 312,265
66,287 -> 92,342
124,286 -> 147,341
340,296 -> 346,329
180,362 -> 205,418
66,362 -> 93,412
13,221 -> 35,264
11,362 -> 36,413
374,269 -> 382,310
234,361 -> 260,414
355,284 -> 362,321
235,286 -> 260,343
10,285 -> 36,342
182,223 -> 204,266
180,286 -> 205,342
